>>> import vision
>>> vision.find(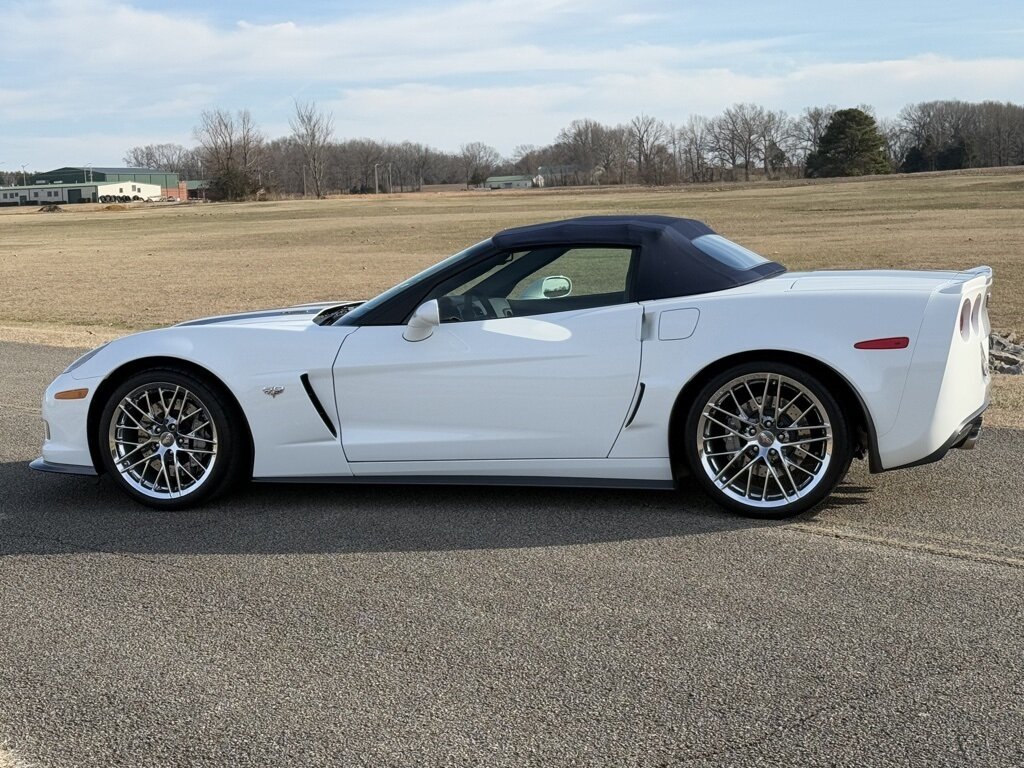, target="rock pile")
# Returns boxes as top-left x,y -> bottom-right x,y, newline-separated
991,332 -> 1024,375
